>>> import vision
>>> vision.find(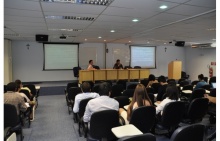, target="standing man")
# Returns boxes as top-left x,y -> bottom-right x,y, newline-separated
83,82 -> 119,123
73,82 -> 100,113
113,59 -> 123,69
87,60 -> 96,70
